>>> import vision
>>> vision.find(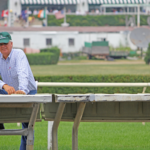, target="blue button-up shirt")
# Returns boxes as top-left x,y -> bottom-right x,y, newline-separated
0,49 -> 37,94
